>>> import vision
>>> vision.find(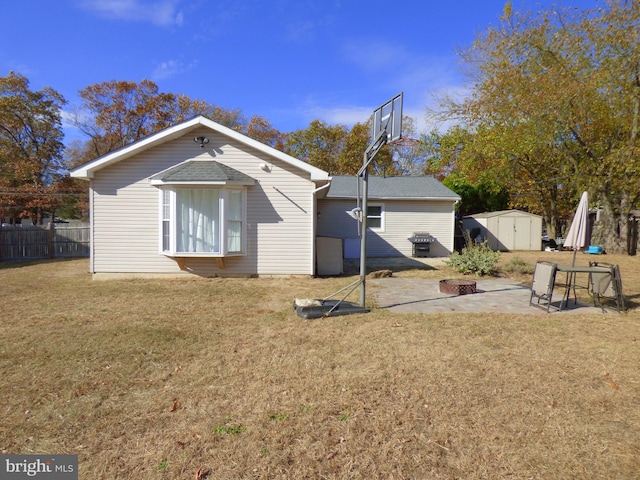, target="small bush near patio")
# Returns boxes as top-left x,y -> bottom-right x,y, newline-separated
502,256 -> 535,275
446,240 -> 501,276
